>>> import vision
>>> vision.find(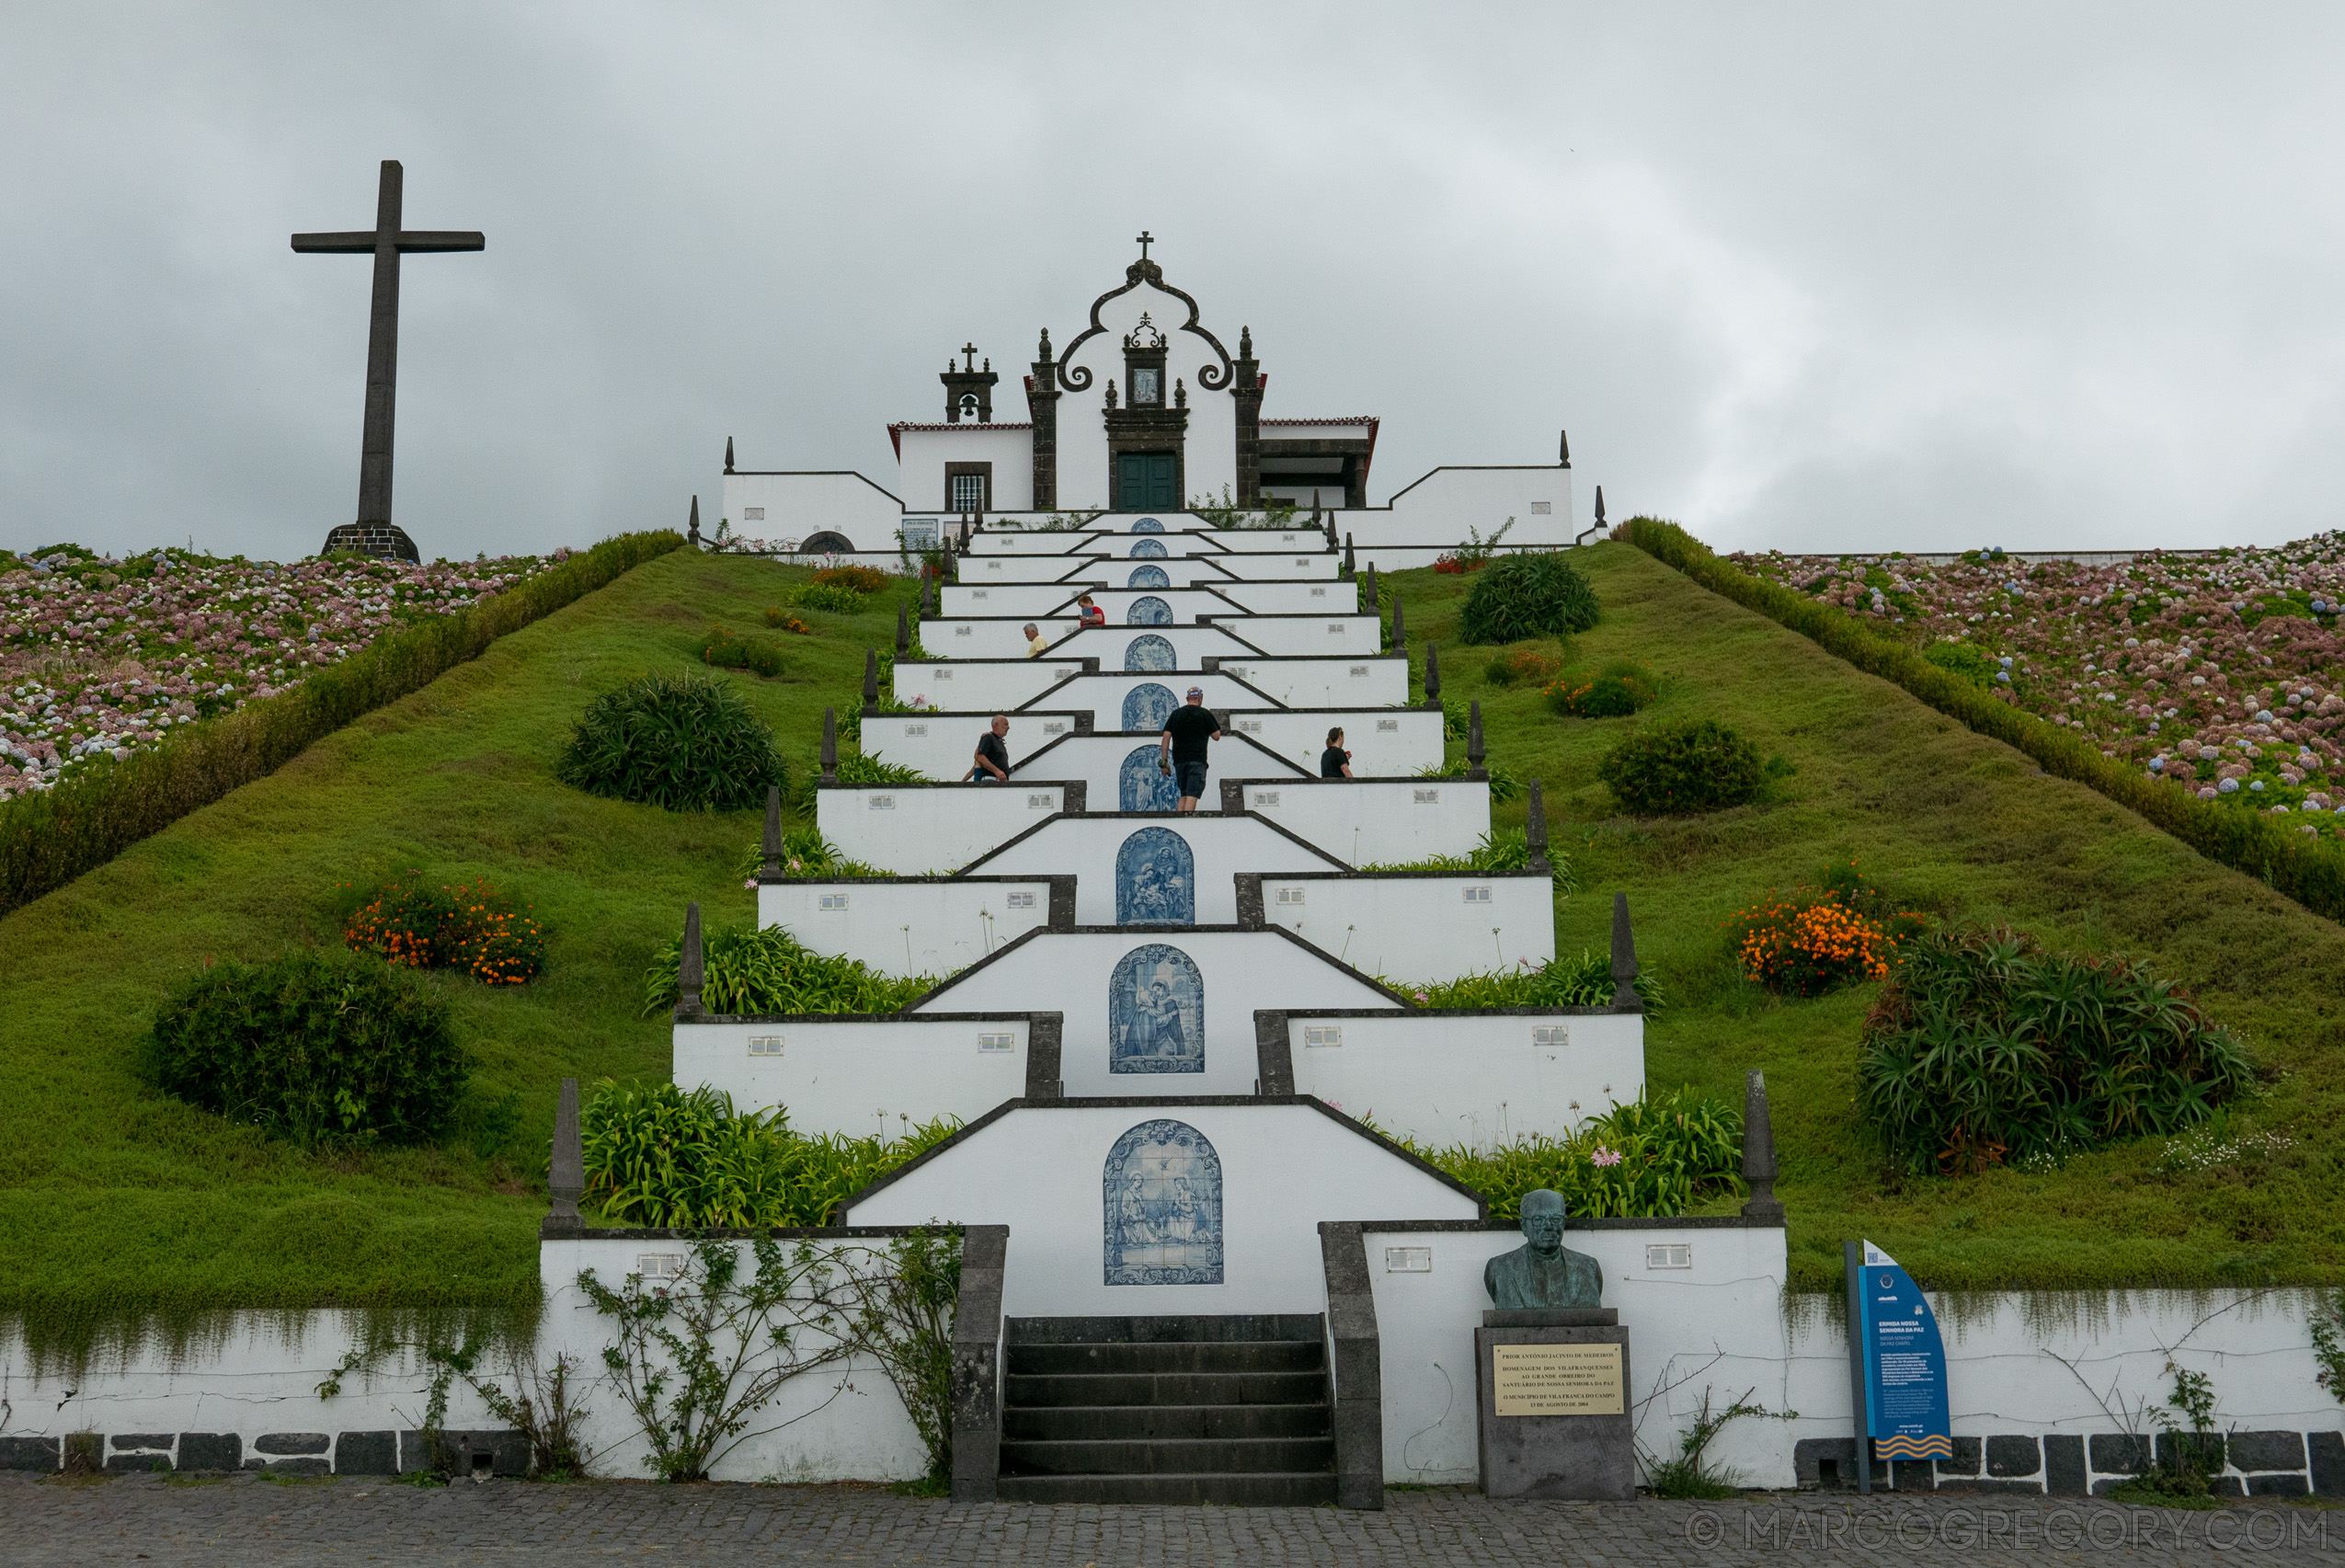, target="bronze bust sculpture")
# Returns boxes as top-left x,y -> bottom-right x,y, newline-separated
1484,1188 -> 1604,1310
